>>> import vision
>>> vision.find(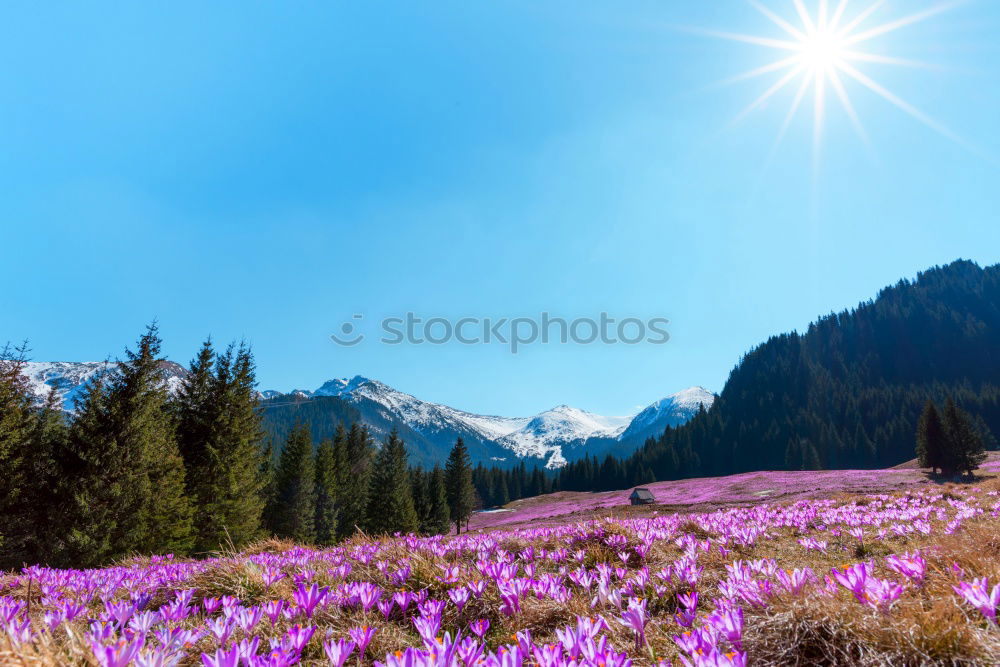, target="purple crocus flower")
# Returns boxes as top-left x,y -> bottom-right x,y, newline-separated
954,577 -> 1000,623
468,580 -> 488,598
705,607 -> 744,651
205,616 -> 234,645
675,591 -> 698,628
448,586 -> 471,612
392,591 -> 413,612
91,637 -> 145,667
348,625 -> 377,659
376,597 -> 395,620
885,552 -> 927,586
469,618 -> 490,638
283,624 -> 317,653
263,600 -> 286,626
412,614 -> 441,646
292,582 -> 329,619
261,567 -> 286,591
201,645 -> 241,667
618,598 -> 650,648
323,638 -> 356,667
